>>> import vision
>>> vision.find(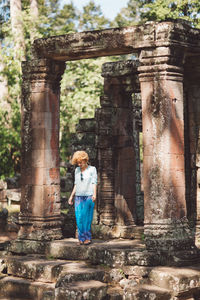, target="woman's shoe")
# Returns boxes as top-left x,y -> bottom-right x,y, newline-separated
84,240 -> 91,245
